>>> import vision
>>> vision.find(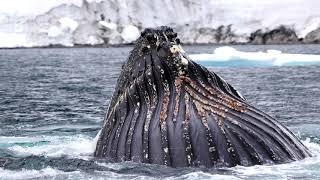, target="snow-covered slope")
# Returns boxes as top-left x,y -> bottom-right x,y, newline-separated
1,0 -> 320,48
